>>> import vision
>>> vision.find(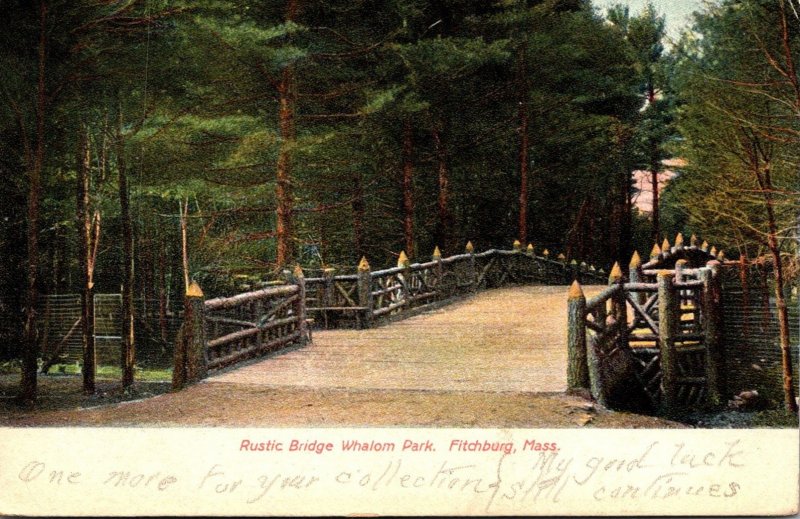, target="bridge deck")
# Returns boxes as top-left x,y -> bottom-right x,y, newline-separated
210,285 -> 602,393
